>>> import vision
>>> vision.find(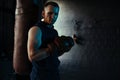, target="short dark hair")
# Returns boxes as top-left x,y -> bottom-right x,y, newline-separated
44,1 -> 59,8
